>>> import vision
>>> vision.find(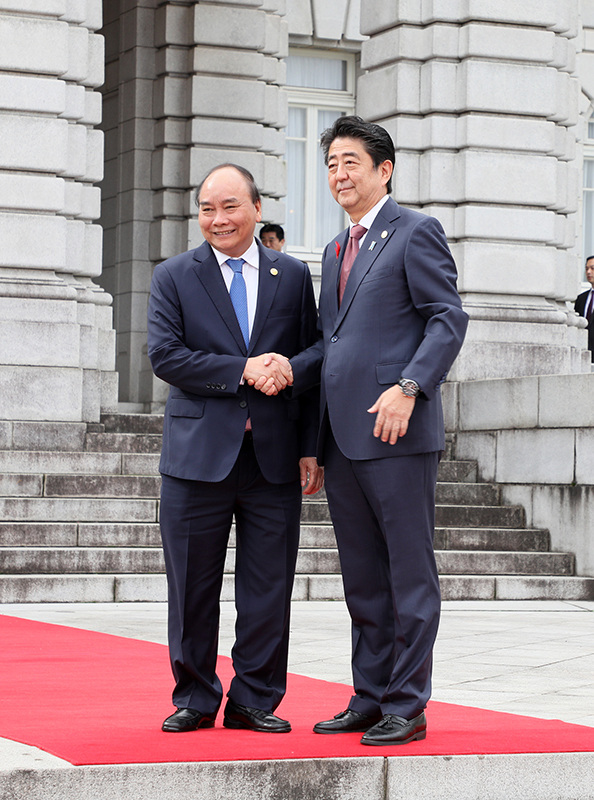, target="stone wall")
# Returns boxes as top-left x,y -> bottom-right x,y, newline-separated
0,0 -> 117,422
444,373 -> 594,576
